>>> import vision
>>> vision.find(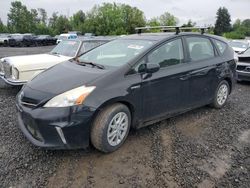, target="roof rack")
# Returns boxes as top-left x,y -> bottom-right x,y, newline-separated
135,26 -> 210,35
